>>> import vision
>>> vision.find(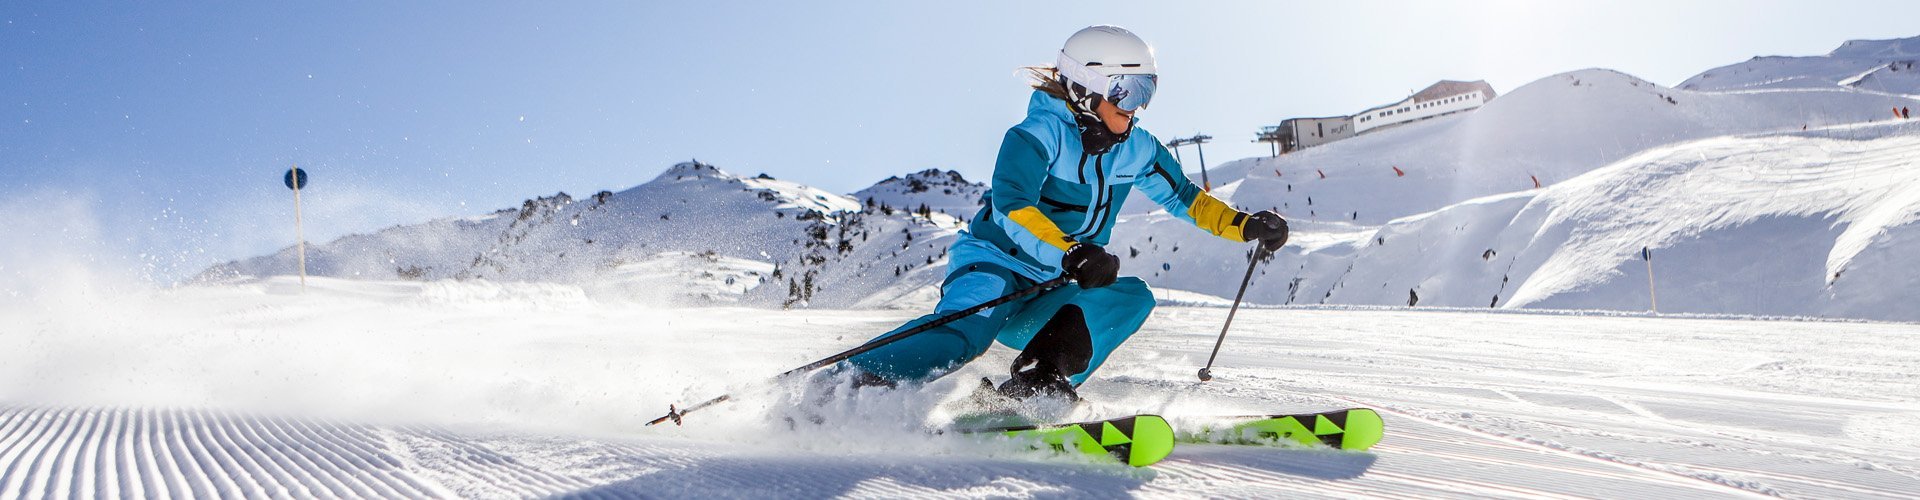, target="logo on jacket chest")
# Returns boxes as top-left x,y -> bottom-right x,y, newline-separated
1048,162 -> 1140,185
